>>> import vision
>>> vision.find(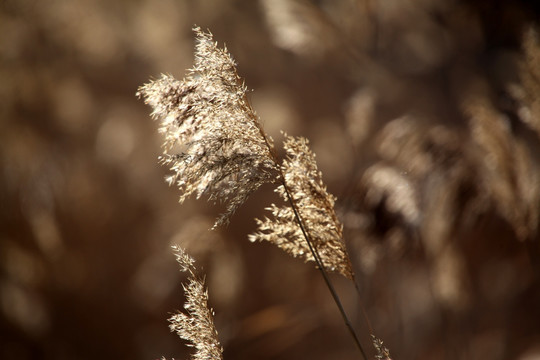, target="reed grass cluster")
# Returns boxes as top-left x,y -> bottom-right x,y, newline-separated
139,27 -> 383,359
139,22 -> 540,360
